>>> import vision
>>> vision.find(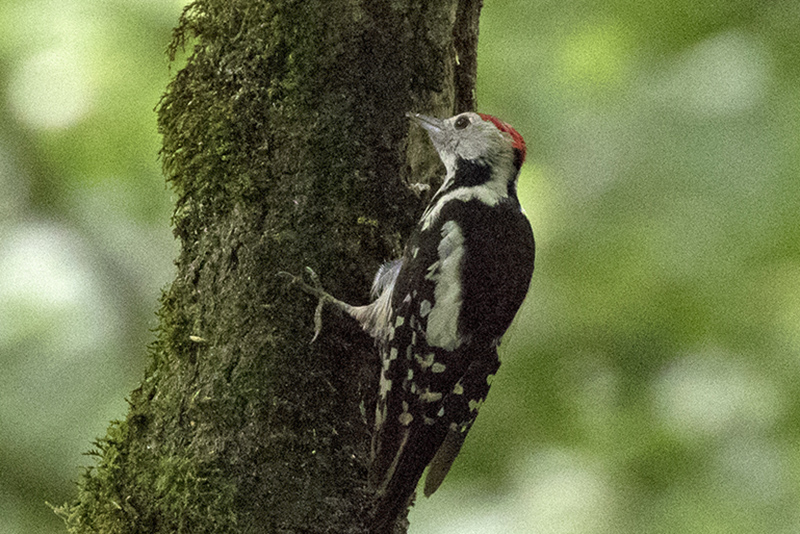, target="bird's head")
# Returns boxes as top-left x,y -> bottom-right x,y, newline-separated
408,112 -> 526,175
